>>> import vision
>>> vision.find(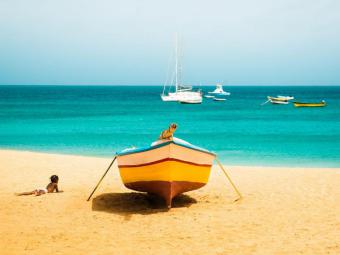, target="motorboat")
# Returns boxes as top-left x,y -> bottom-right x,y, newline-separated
208,83 -> 230,96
